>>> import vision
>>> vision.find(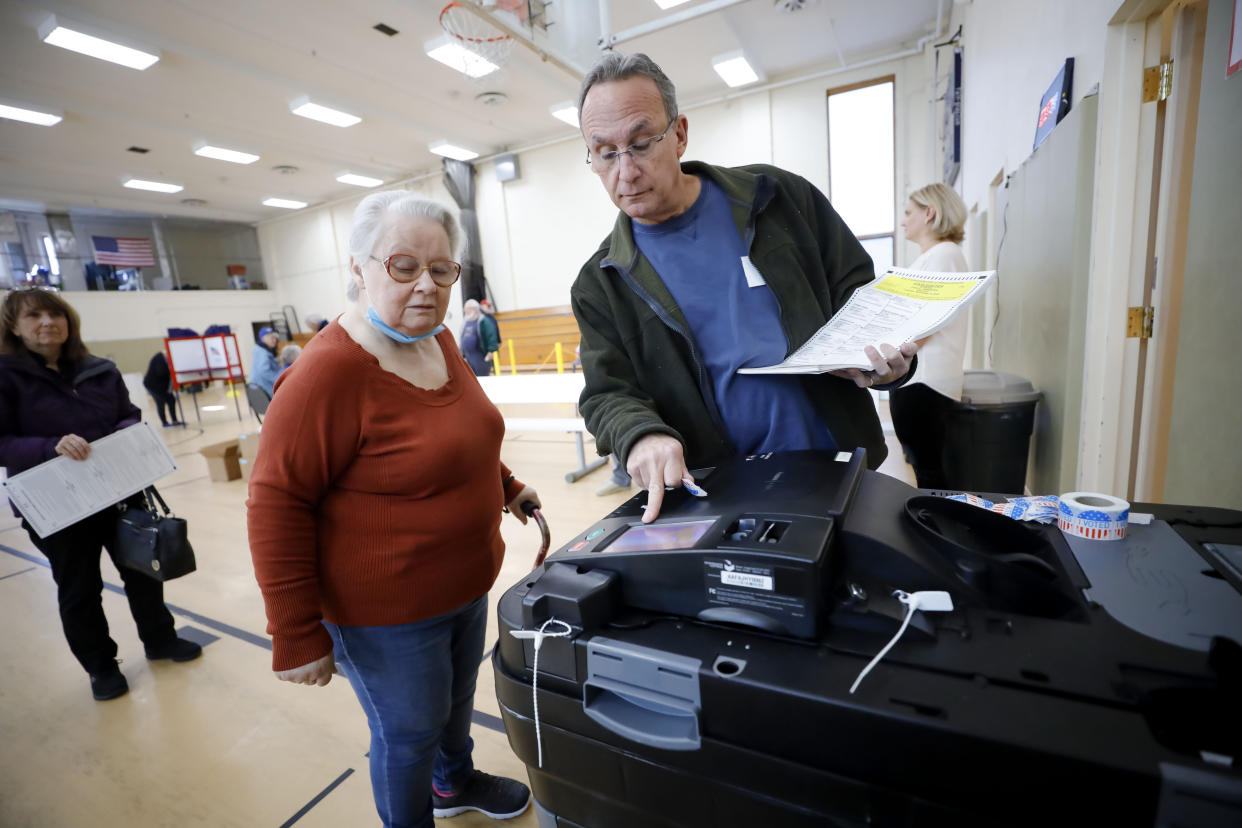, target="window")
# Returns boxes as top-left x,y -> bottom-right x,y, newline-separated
827,78 -> 895,270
